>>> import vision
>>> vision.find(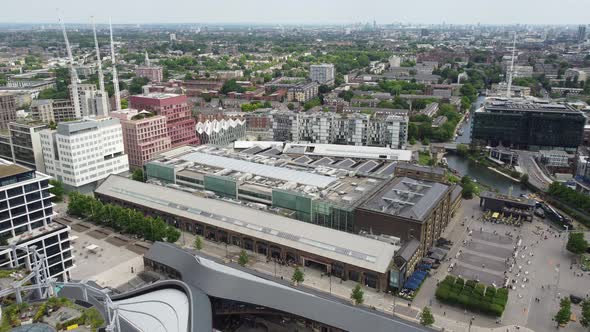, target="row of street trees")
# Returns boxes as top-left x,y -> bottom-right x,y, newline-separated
68,192 -> 180,243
